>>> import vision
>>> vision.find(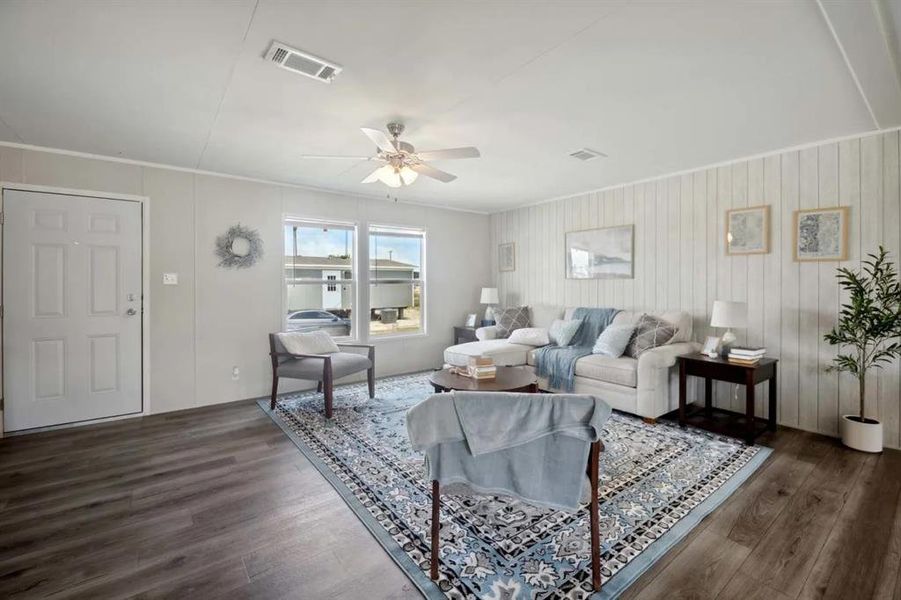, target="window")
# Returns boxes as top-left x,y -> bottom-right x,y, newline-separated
284,219 -> 355,338
369,225 -> 425,337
